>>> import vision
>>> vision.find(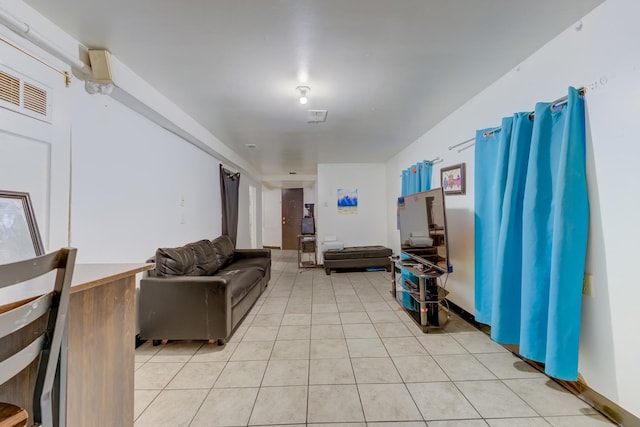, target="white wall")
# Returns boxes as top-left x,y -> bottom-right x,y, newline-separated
385,0 -> 640,417
236,174 -> 263,249
70,86 -> 263,263
303,182 -> 317,214
317,163 -> 387,262
262,188 -> 282,247
1,1 -> 264,265
69,84 -> 226,262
